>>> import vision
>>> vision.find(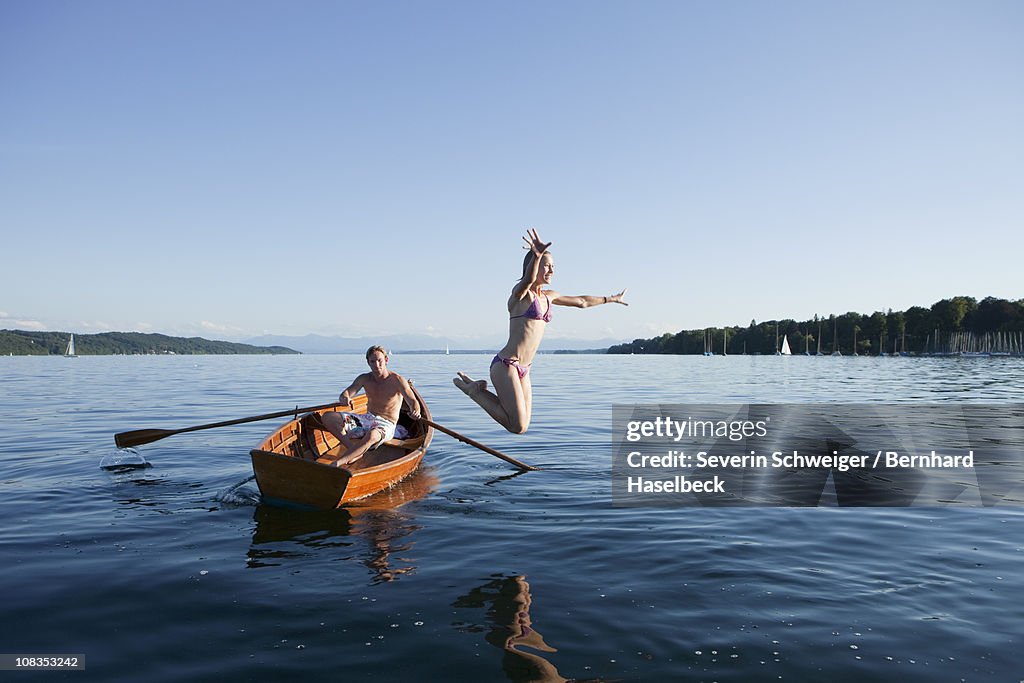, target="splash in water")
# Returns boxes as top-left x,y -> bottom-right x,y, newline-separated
99,448 -> 152,472
216,475 -> 260,506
